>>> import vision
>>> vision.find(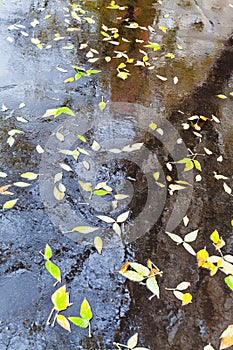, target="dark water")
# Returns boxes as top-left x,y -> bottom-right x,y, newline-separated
0,0 -> 233,349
